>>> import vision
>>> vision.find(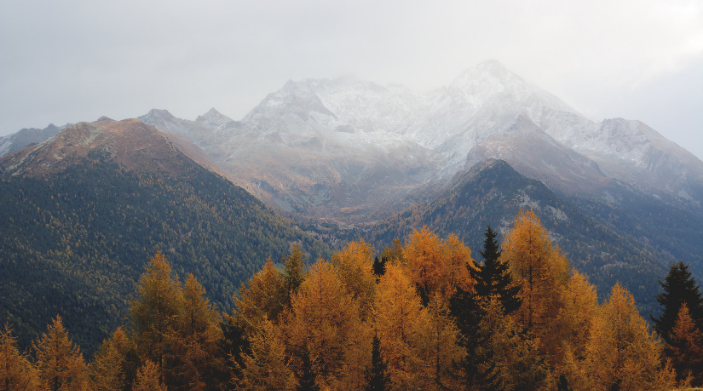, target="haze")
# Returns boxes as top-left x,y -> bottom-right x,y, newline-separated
1,0 -> 701,160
